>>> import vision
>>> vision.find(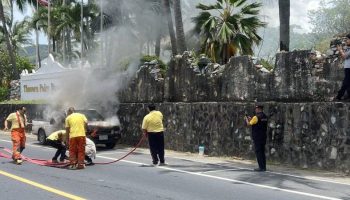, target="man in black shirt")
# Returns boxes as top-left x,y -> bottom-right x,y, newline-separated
245,105 -> 268,172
